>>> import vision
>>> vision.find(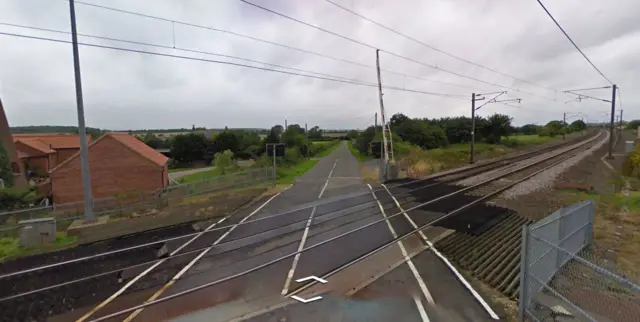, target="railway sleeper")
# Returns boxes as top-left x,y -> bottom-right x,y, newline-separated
489,245 -> 521,286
